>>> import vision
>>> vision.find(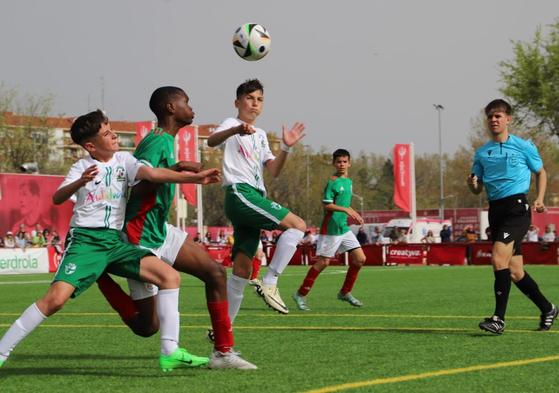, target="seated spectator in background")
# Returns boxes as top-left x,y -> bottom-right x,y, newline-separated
542,225 -> 556,243
389,227 -> 400,244
370,226 -> 382,244
31,231 -> 47,247
421,230 -> 436,244
396,228 -> 408,244
4,232 -> 15,248
440,225 -> 452,243
15,224 -> 28,251
260,230 -> 270,245
356,227 -> 369,245
193,232 -> 202,243
50,230 -> 62,254
484,226 -> 492,241
216,230 -> 227,245
203,231 -> 212,245
31,223 -> 43,237
272,232 -> 280,244
464,225 -> 478,243
42,228 -> 52,244
525,225 -> 539,242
